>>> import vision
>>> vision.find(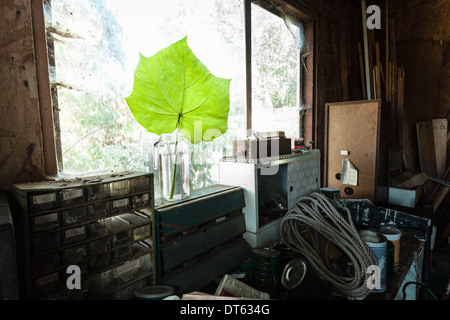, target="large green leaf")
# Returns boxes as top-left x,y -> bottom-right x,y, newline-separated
125,36 -> 231,144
